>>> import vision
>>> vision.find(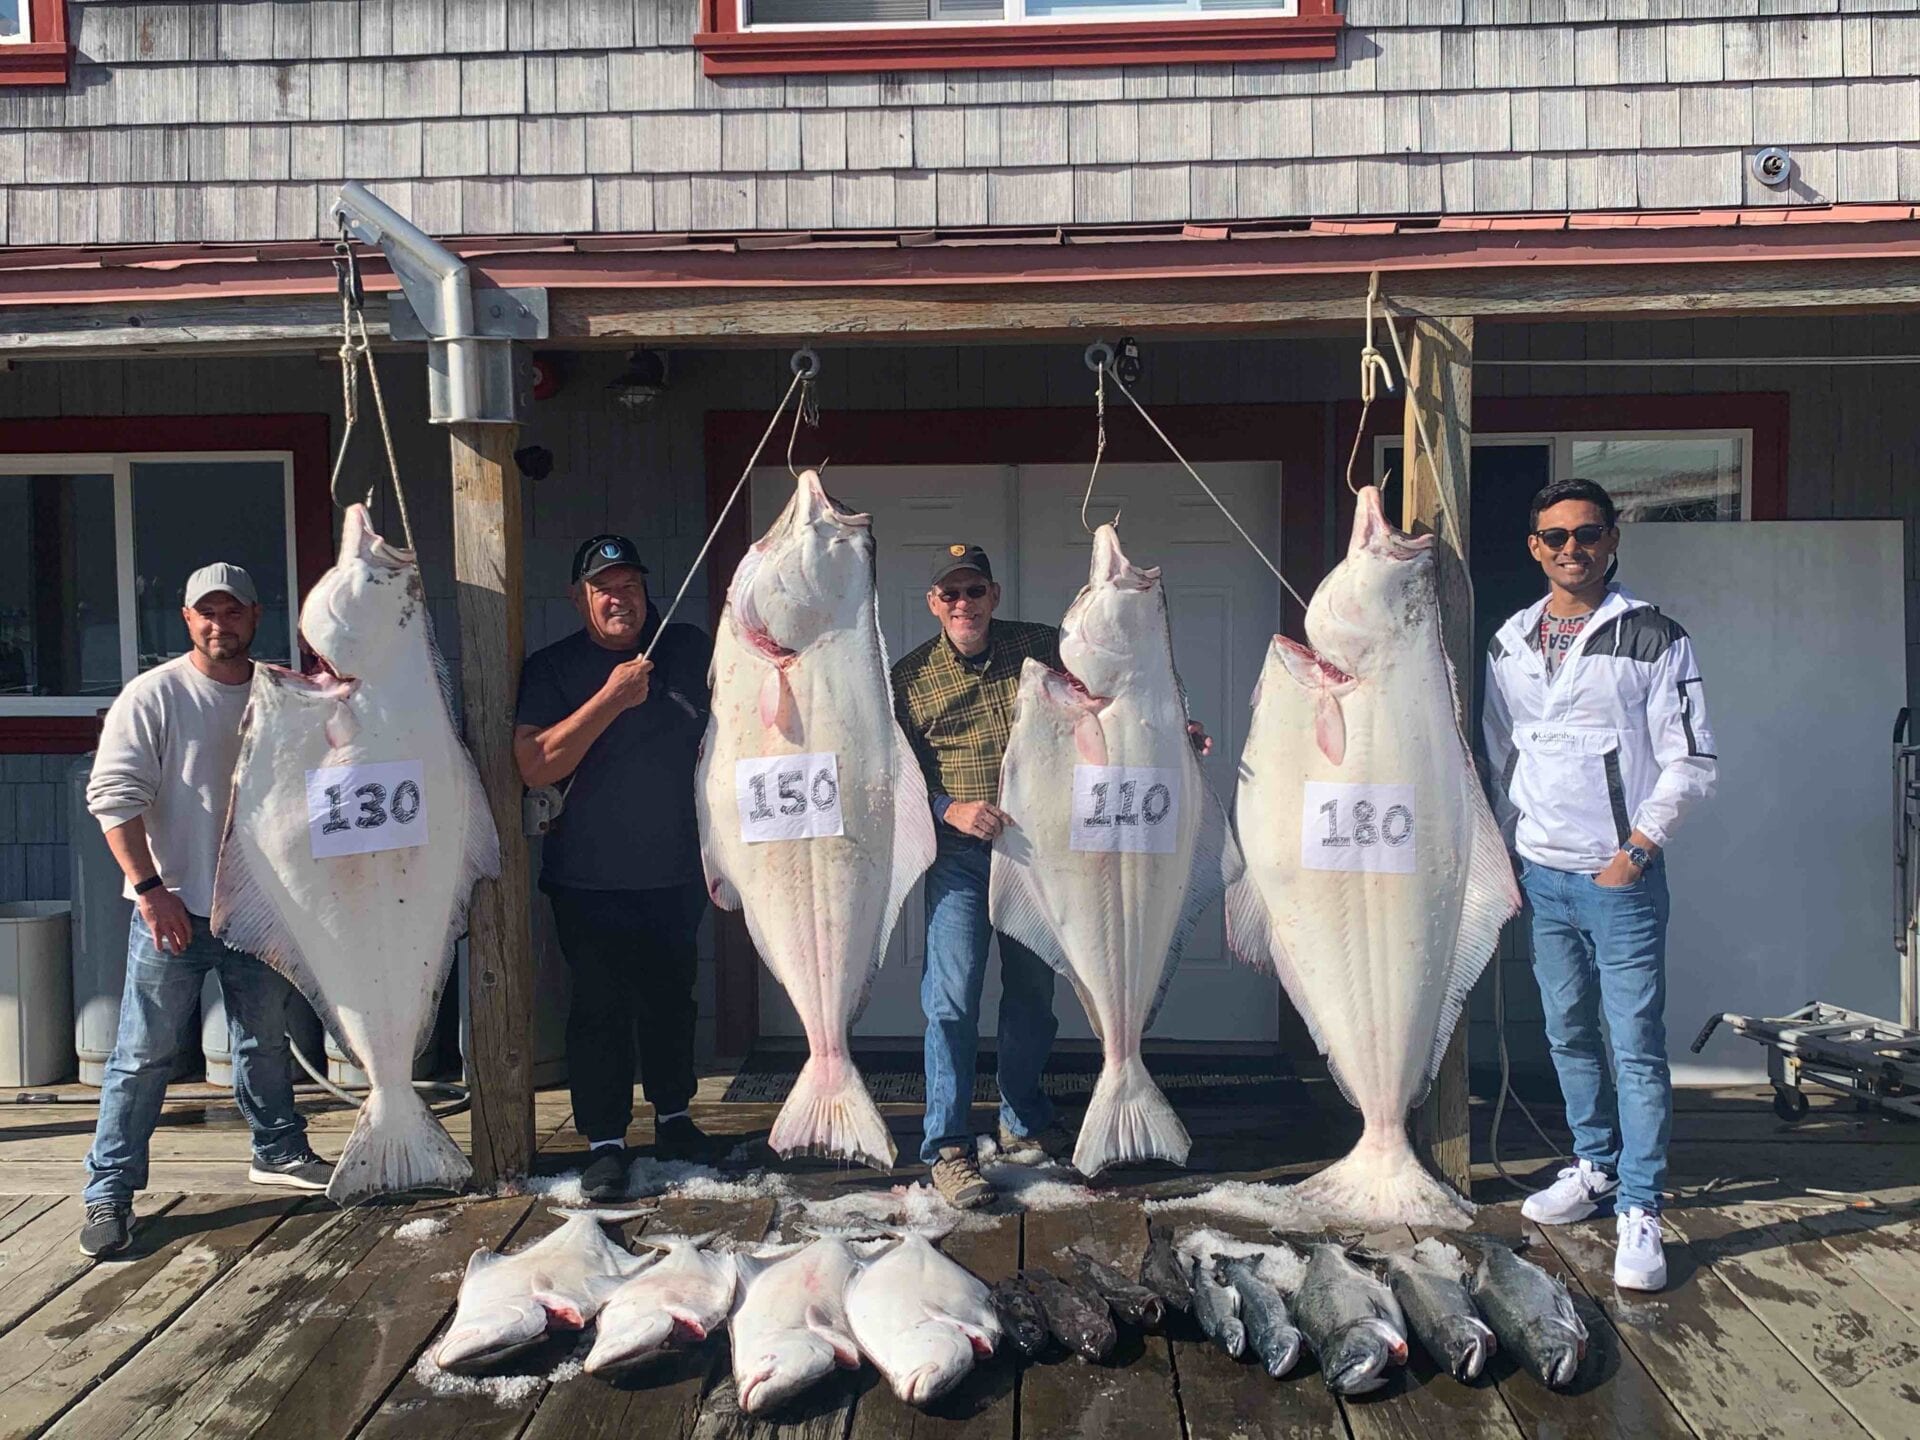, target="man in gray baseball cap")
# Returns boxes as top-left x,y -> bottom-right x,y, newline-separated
80,559 -> 333,1258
